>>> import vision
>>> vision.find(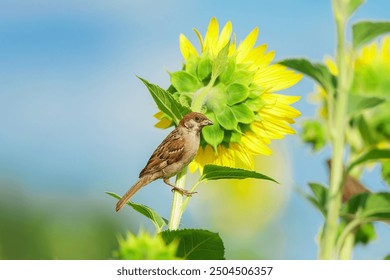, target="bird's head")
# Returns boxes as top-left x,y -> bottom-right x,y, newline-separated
179,112 -> 213,132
